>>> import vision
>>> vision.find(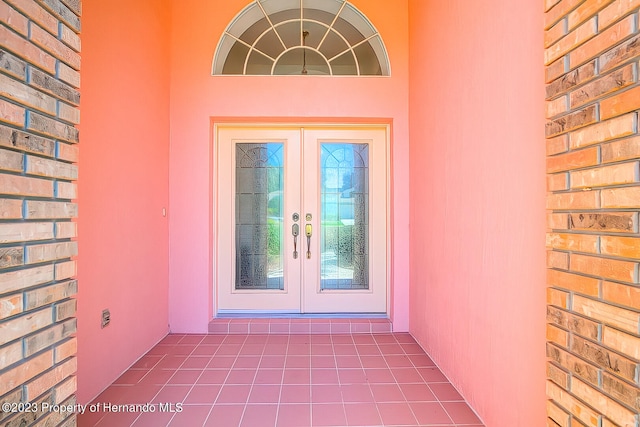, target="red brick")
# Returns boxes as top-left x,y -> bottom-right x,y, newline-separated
23,318 -> 75,357
0,174 -> 54,197
25,357 -> 77,402
601,235 -> 640,258
569,212 -> 637,232
571,335 -> 637,381
0,294 -> 22,319
0,98 -> 26,127
0,24 -> 56,73
547,362 -> 570,392
569,63 -> 635,108
545,0 -> 585,29
548,173 -> 569,191
0,308 -> 53,346
601,136 -> 640,163
0,198 -> 23,219
57,63 -> 80,89
599,33 -> 640,73
571,377 -> 636,426
54,260 -> 75,280
569,15 -> 635,68
59,24 -> 80,52
24,200 -> 77,219
0,147 -> 24,172
5,0 -> 58,34
601,373 -> 640,412
570,112 -> 636,148
545,19 -> 568,48
0,222 -> 54,243
0,246 -> 23,268
567,0 -> 615,30
0,49 -> 27,80
548,397 -> 571,427
0,1 -> 29,36
547,95 -> 569,118
546,105 -> 597,137
548,213 -> 570,230
548,323 -> 570,347
547,135 -> 570,155
573,295 -> 640,333
0,341 -> 23,367
0,124 -> 55,157
24,280 -> 77,310
547,0 -> 564,11
37,0 -> 80,32
56,142 -> 78,162
53,375 -> 76,404
547,146 -> 598,172
547,269 -> 600,296
603,326 -> 640,360
26,155 -> 78,179
545,18 -> 598,65
547,57 -> 568,83
0,264 -> 54,294
0,350 -> 53,396
547,232 -> 599,253
547,343 -> 601,387
0,73 -> 57,115
571,253 -> 637,282
602,281 -> 640,309
28,111 -> 79,143
55,181 -> 76,199
570,162 -> 639,188
29,23 -> 81,70
601,186 -> 640,208
600,85 -> 640,120
25,241 -> 78,264
547,190 -> 600,210
546,380 -> 602,426
548,287 -> 570,308
58,102 -> 80,124
54,337 -> 77,363
54,299 -> 76,321
547,60 -> 597,98
54,222 -> 76,239
598,0 -> 640,29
